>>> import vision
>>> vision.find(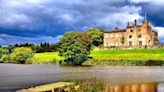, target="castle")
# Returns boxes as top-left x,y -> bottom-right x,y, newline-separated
103,19 -> 158,48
